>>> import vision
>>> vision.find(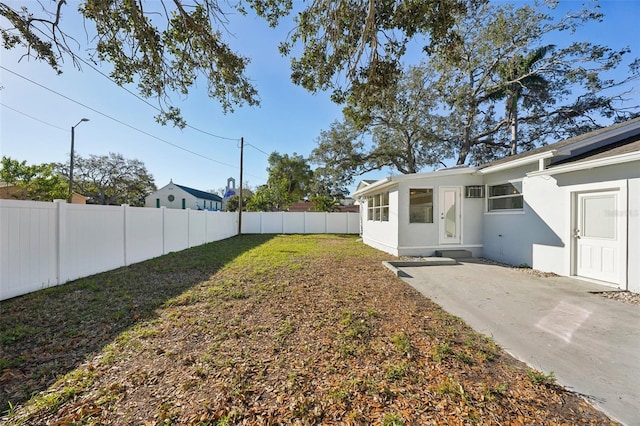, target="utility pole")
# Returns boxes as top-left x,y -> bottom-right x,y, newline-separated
238,137 -> 244,235
69,118 -> 90,202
